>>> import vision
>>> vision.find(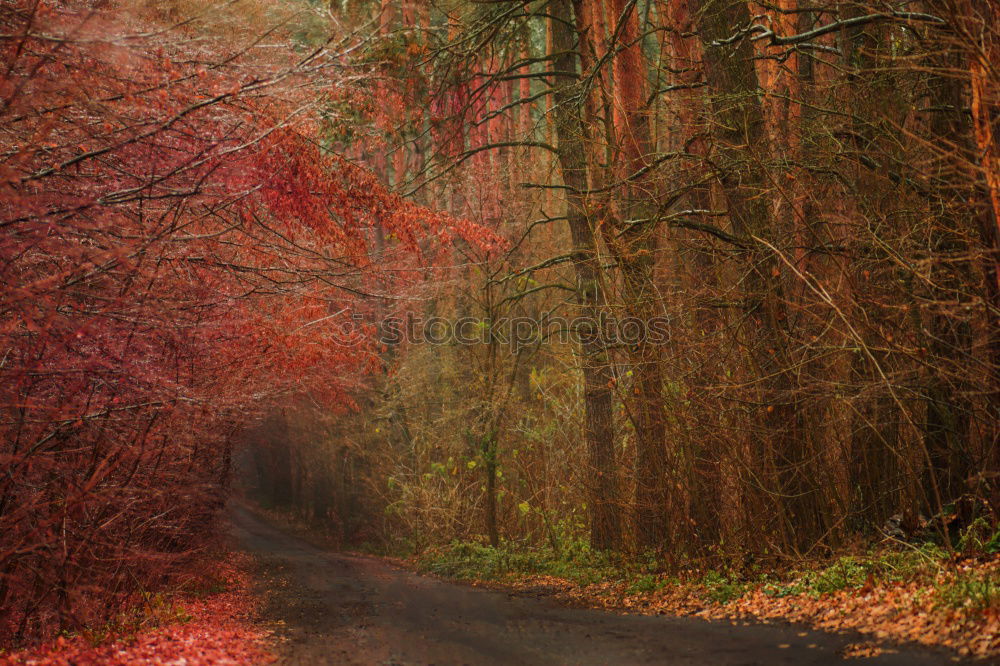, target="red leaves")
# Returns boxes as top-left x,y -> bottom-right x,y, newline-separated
0,0 -> 481,648
0,555 -> 274,666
